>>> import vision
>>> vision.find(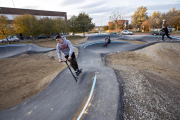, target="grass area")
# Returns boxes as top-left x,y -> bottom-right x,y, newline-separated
66,35 -> 84,40
132,31 -> 151,33
0,35 -> 85,46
